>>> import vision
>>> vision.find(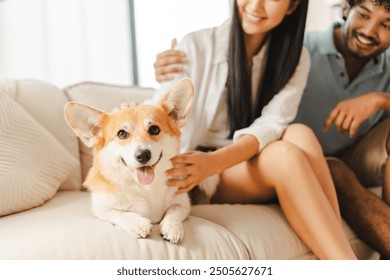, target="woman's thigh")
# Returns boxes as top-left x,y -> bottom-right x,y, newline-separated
211,140 -> 303,204
211,158 -> 276,204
